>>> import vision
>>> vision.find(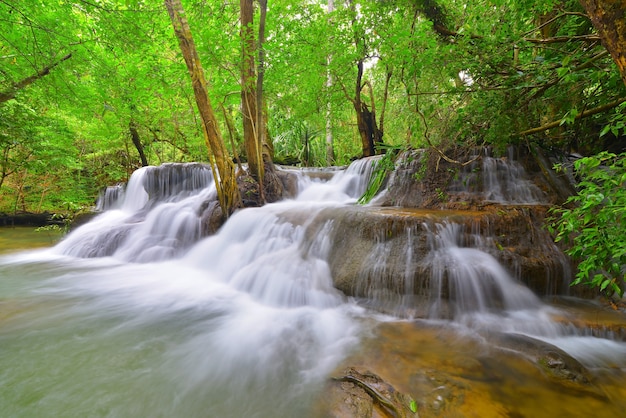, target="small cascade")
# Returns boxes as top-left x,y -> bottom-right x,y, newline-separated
450,147 -> 547,204
425,222 -> 542,318
184,206 -> 344,308
349,219 -> 543,319
54,163 -> 217,262
286,155 -> 381,203
95,184 -> 125,211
